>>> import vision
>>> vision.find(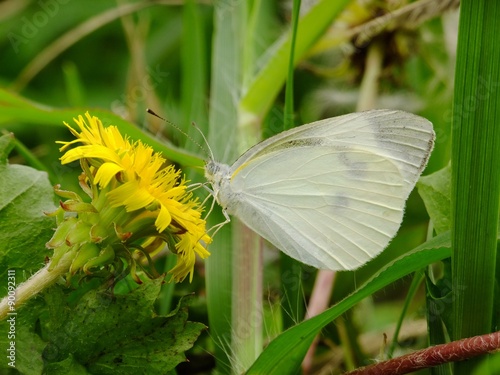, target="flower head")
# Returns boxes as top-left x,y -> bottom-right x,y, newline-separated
49,112 -> 211,283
